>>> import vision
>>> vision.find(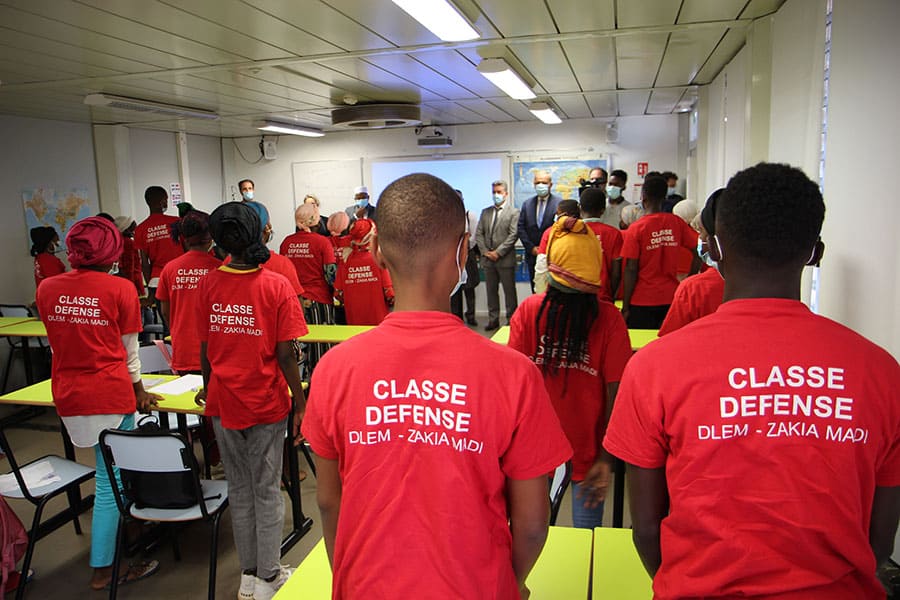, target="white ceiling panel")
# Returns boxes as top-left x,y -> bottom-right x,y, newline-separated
585,92 -> 619,117
456,99 -> 518,122
422,101 -> 492,123
616,0 -> 681,28
655,29 -> 725,87
246,0 -> 392,51
740,0 -> 787,19
547,0 -> 615,33
553,96 -> 593,119
484,97 -> 534,121
617,90 -> 651,115
511,42 -> 580,94
281,63 -> 415,104
321,0 -> 451,46
476,0 -> 557,37
646,88 -> 685,114
615,33 -> 668,88
678,0 -> 748,23
0,44 -> 122,79
562,38 -> 617,91
411,50 -> 503,97
363,54 -> 477,100
693,27 -> 747,83
325,58 -> 443,102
